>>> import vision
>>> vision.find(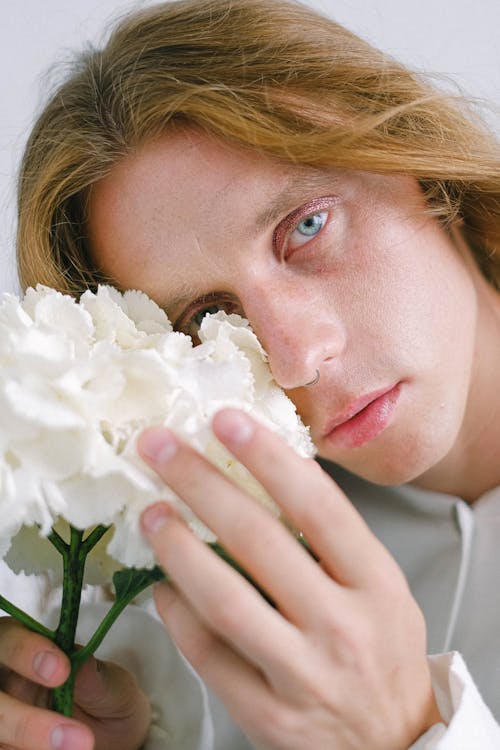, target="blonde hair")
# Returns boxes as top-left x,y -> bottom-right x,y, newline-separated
17,0 -> 500,295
